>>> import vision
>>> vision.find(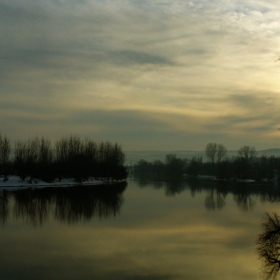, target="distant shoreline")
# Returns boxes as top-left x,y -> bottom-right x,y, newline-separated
125,148 -> 280,164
